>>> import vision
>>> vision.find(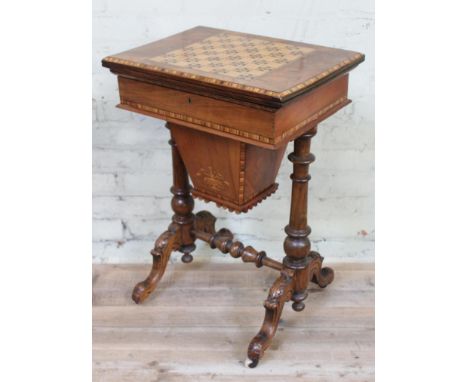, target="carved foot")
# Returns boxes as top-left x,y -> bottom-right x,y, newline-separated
132,230 -> 177,304
246,270 -> 294,367
309,251 -> 334,288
